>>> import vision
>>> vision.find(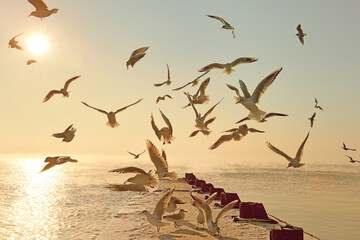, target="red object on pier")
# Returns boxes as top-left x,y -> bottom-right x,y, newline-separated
188,179 -> 196,185
195,179 -> 205,187
201,183 -> 213,193
209,187 -> 225,200
220,192 -> 241,208
239,202 -> 269,219
270,227 -> 304,240
185,173 -> 196,182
